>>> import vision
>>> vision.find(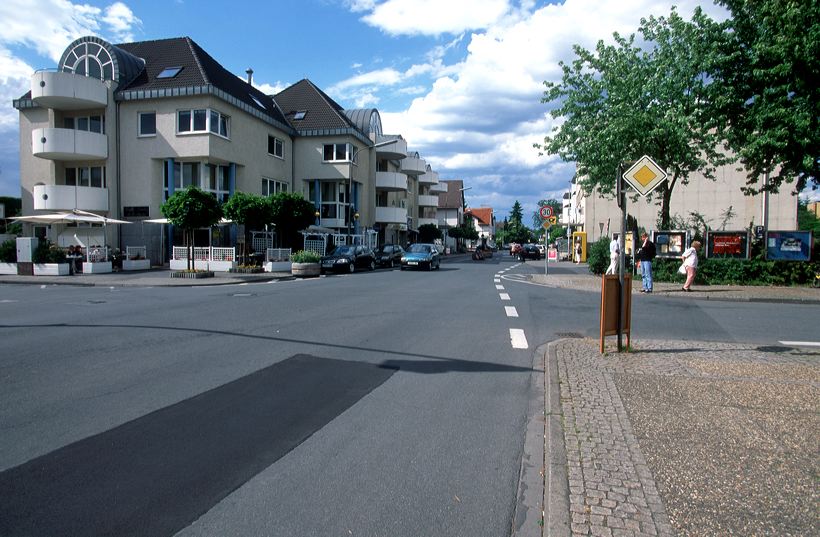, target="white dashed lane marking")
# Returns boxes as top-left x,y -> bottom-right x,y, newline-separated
779,341 -> 820,347
505,306 -> 518,318
499,293 -> 511,301
509,329 -> 528,349
496,285 -> 505,290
